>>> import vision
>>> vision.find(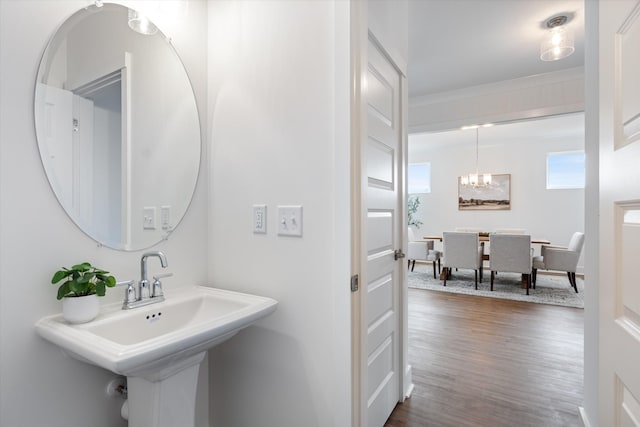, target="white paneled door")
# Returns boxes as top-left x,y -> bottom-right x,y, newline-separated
359,37 -> 403,427
596,1 -> 640,425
